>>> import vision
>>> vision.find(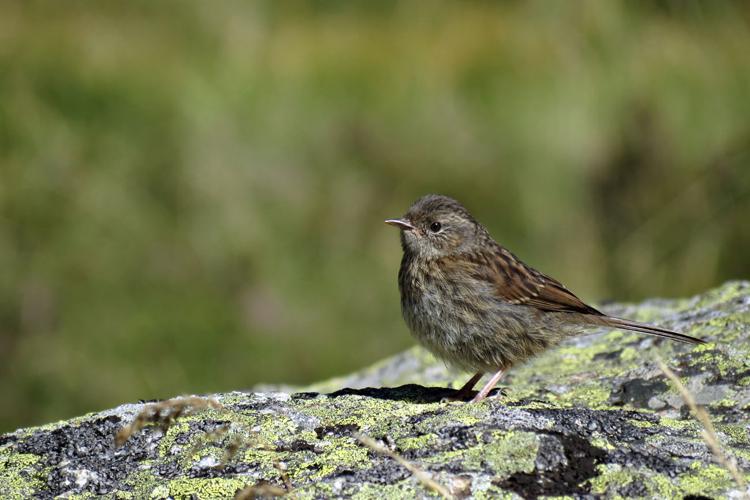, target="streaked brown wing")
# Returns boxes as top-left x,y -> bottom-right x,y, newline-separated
471,245 -> 603,316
